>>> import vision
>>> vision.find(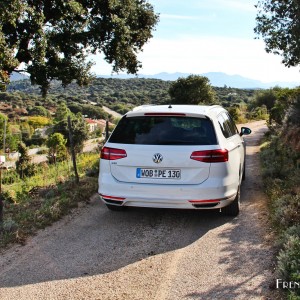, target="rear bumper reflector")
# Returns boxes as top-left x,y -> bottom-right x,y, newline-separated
189,194 -> 235,204
189,199 -> 221,204
100,194 -> 126,201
